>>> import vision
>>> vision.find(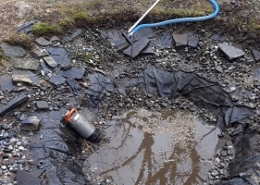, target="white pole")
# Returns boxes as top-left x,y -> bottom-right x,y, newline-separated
128,0 -> 161,34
